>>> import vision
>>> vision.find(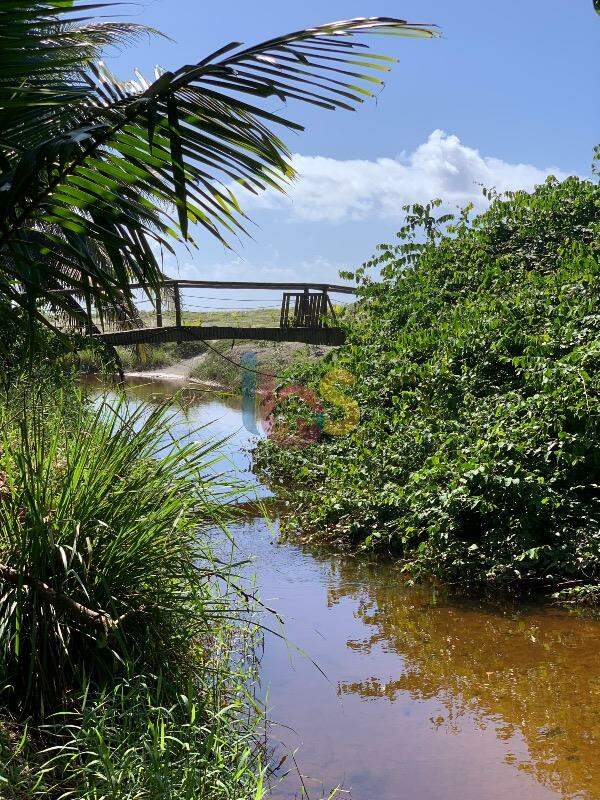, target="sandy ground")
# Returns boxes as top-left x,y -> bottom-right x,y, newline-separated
124,354 -> 221,385
123,342 -> 332,385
